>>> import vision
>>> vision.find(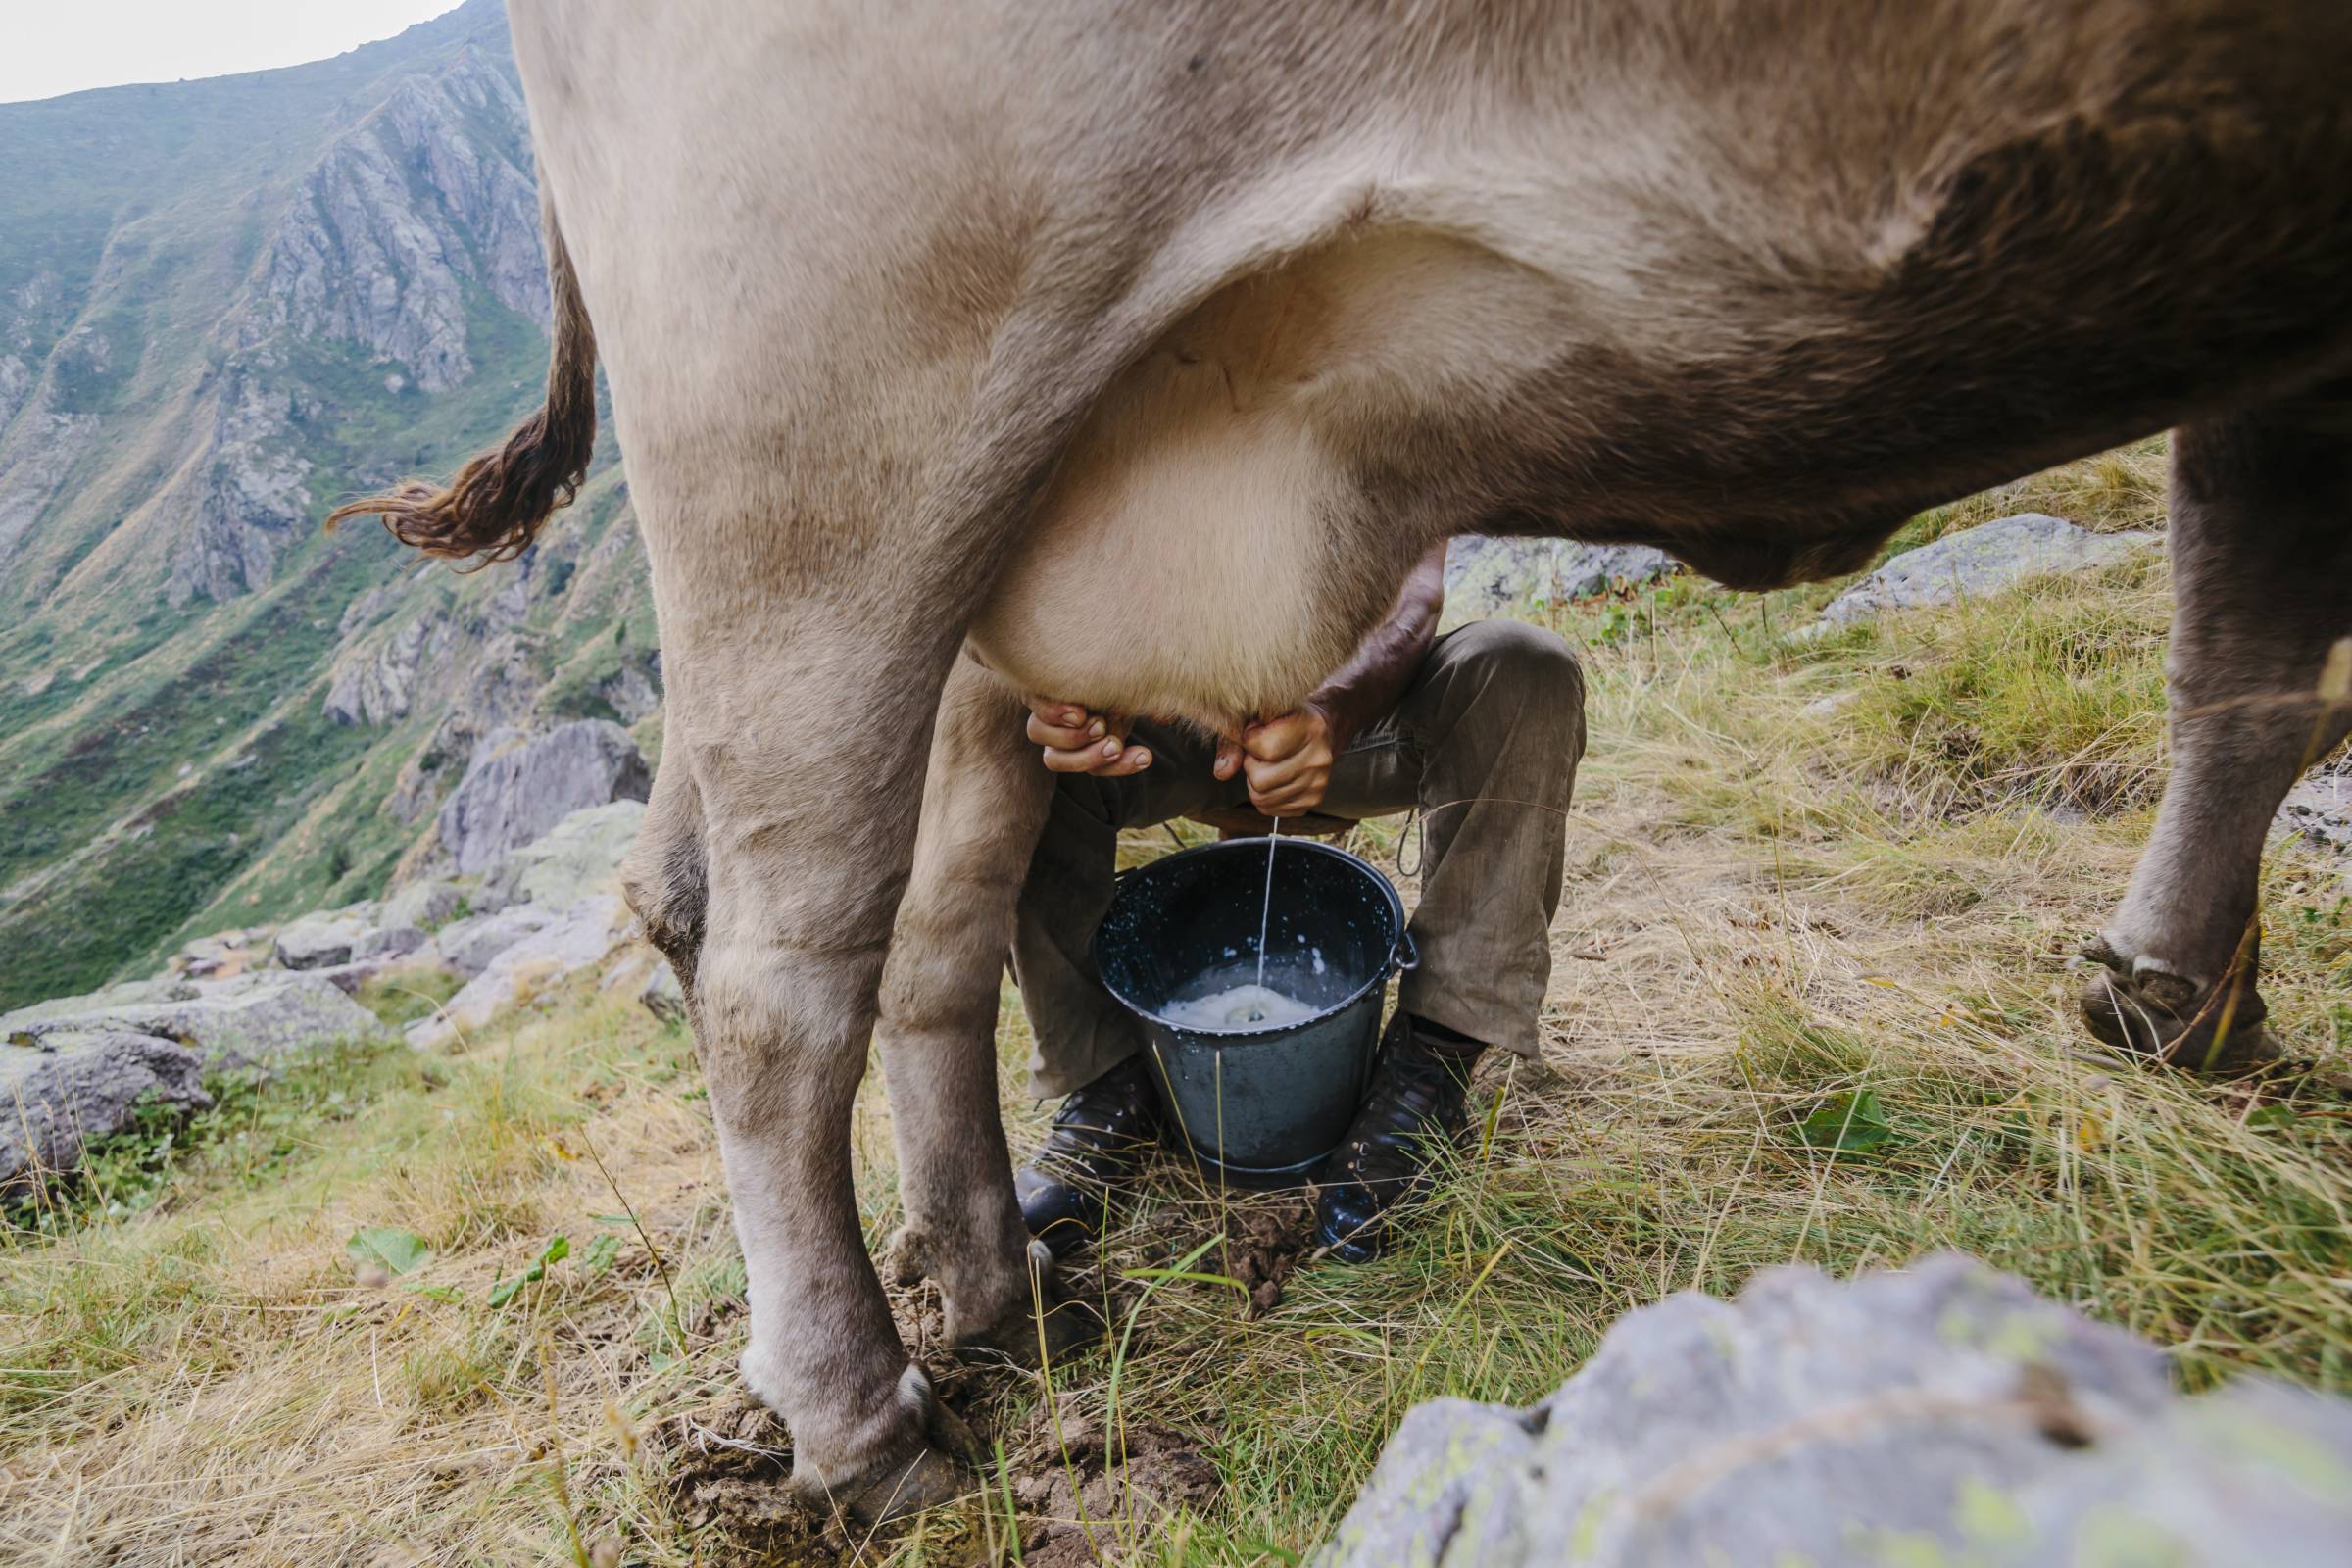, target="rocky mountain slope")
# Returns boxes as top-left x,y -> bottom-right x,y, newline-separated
0,1 -> 660,1011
